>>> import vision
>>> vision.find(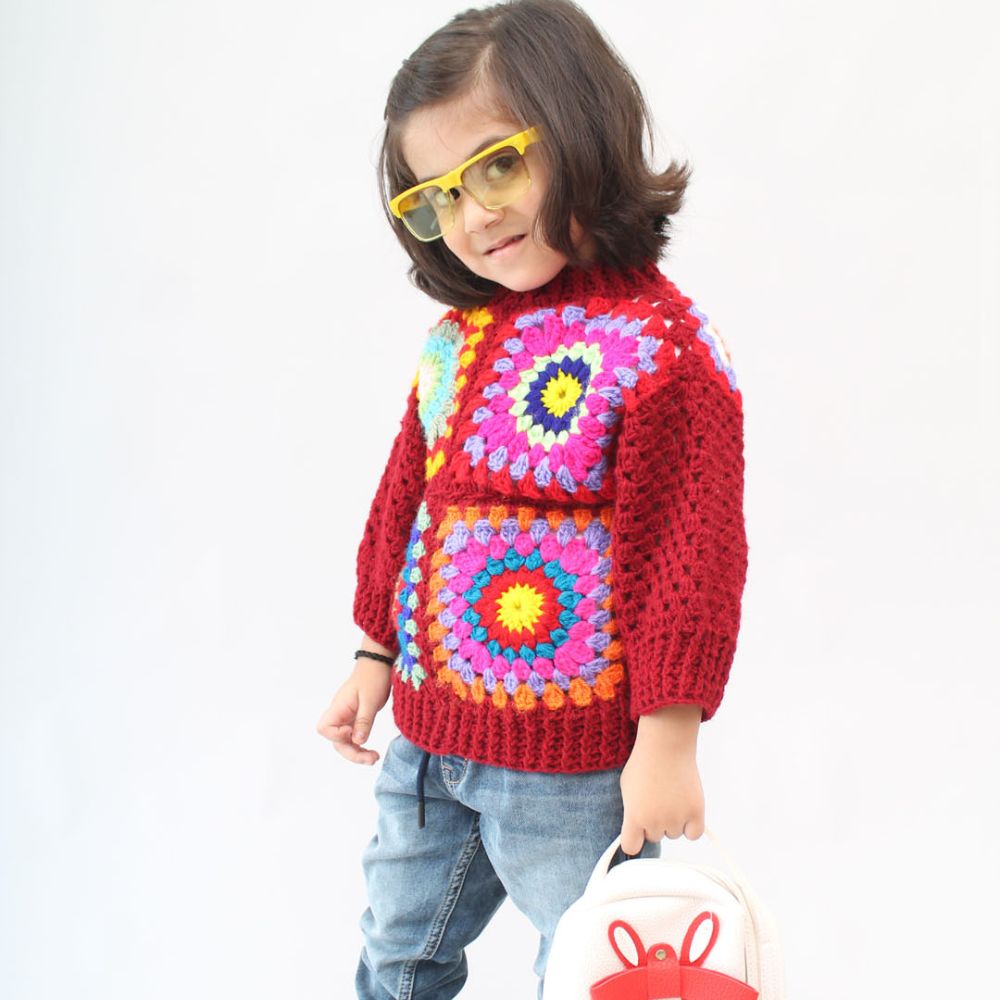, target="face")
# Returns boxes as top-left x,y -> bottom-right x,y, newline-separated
399,89 -> 594,292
